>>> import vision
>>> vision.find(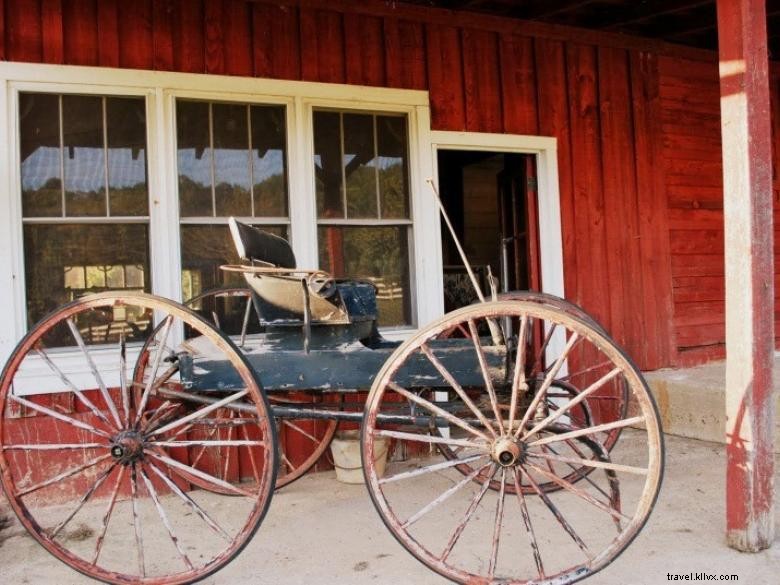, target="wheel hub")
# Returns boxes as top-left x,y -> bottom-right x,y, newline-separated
491,436 -> 525,467
110,430 -> 145,465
